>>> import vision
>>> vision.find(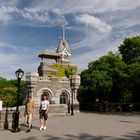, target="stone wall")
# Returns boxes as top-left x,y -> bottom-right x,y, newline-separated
0,104 -> 69,130
25,73 -> 80,115
0,106 -> 25,130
